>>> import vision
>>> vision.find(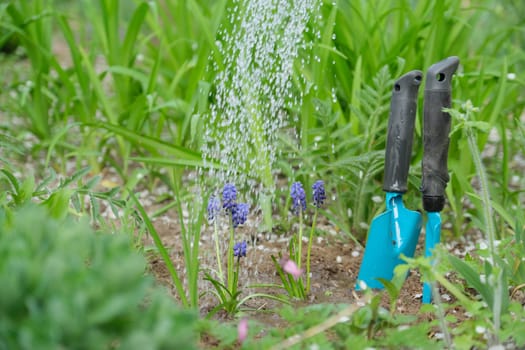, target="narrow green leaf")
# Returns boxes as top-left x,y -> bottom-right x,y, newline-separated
448,255 -> 493,307
121,2 -> 149,65
129,191 -> 188,307
87,122 -> 202,161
